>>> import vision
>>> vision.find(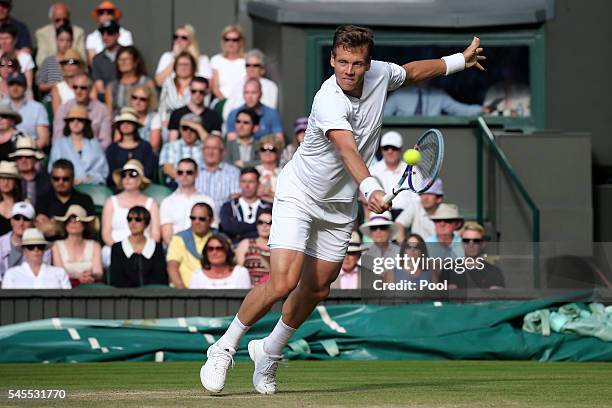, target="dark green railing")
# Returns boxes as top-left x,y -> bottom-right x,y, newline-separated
475,117 -> 541,287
